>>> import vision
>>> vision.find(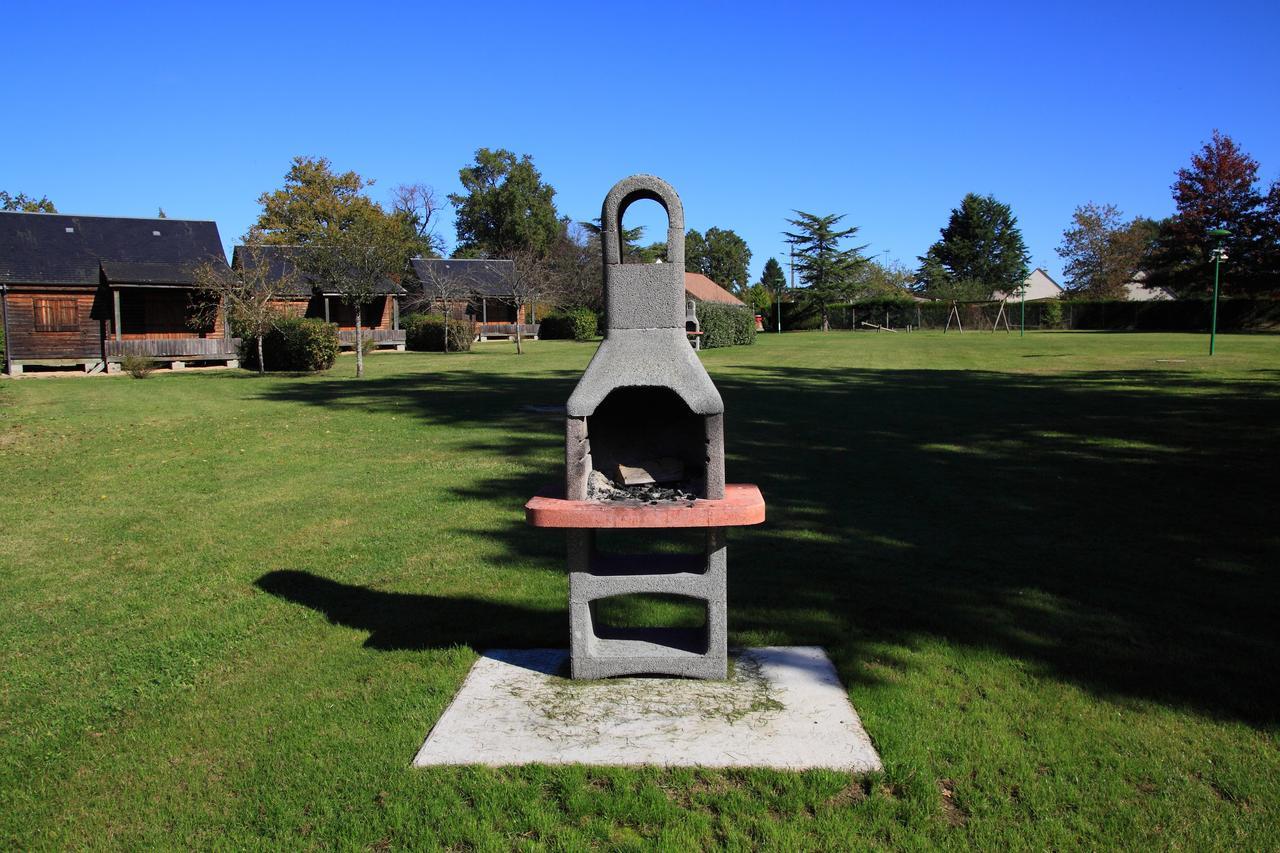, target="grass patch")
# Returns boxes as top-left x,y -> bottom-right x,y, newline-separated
1,333 -> 1279,847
